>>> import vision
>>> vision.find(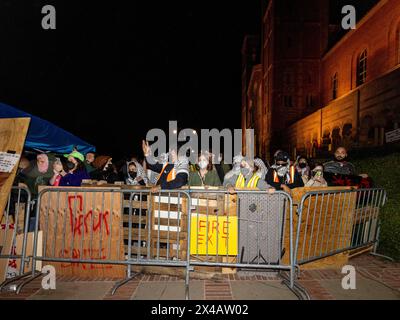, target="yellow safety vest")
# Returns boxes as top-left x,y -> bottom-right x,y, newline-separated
235,173 -> 260,188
